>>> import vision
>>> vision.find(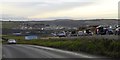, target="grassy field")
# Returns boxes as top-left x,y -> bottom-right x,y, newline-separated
2,35 -> 120,58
